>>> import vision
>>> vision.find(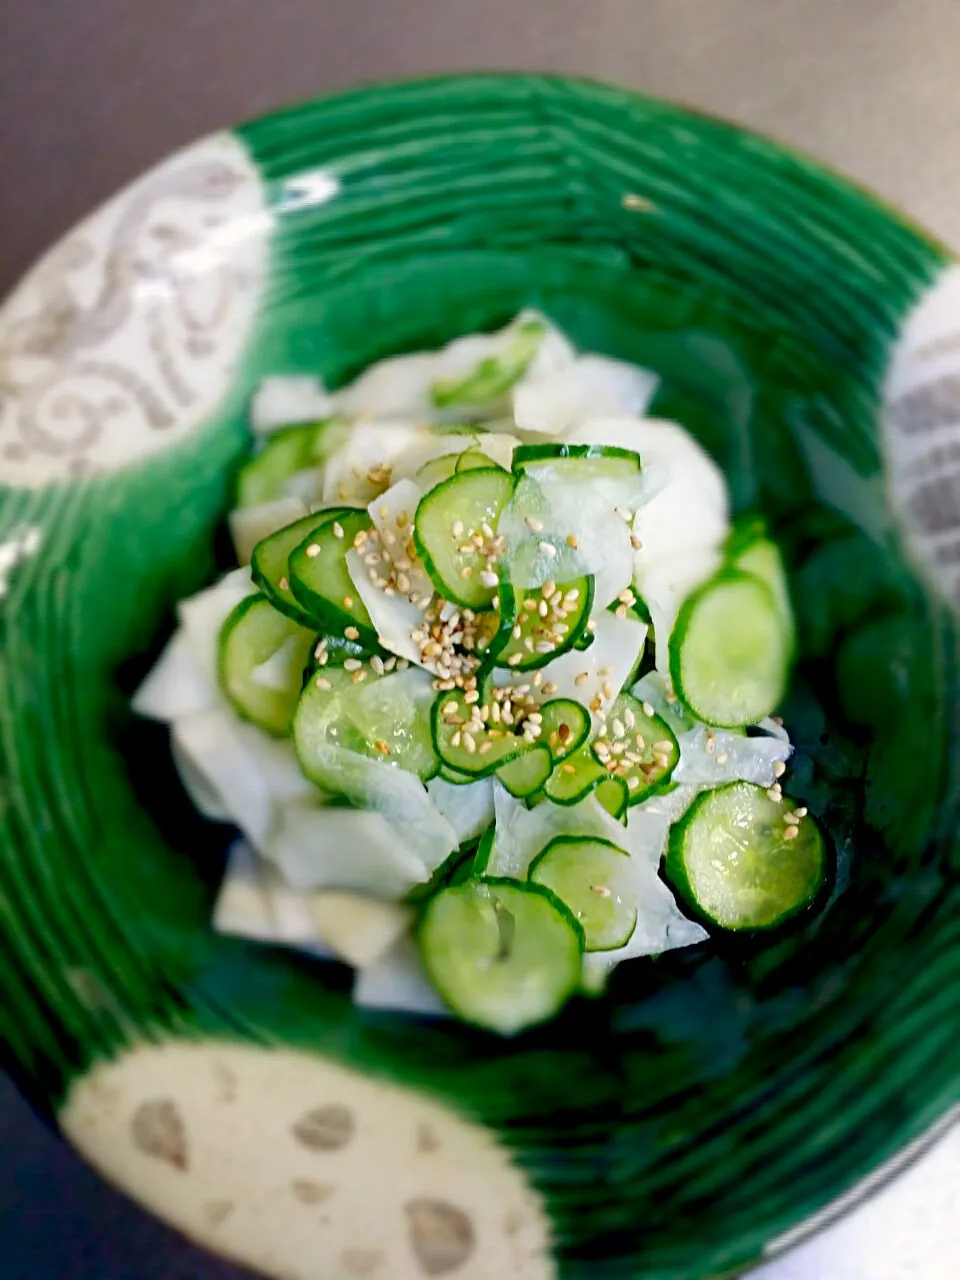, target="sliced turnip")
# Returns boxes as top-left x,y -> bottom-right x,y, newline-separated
635,544 -> 724,674
169,737 -> 231,821
172,707 -> 276,849
250,375 -> 334,436
514,354 -> 659,435
346,548 -> 423,666
310,892 -> 412,968
177,567 -> 255,687
353,932 -> 450,1017
366,479 -> 434,603
263,801 -> 428,897
322,421 -> 432,505
132,630 -> 218,722
212,839 -> 278,941
426,776 -> 495,845
291,736 -> 459,876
